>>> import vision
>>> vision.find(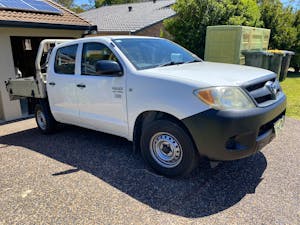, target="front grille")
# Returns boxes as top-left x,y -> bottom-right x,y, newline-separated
243,76 -> 281,106
245,78 -> 275,92
255,94 -> 272,104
